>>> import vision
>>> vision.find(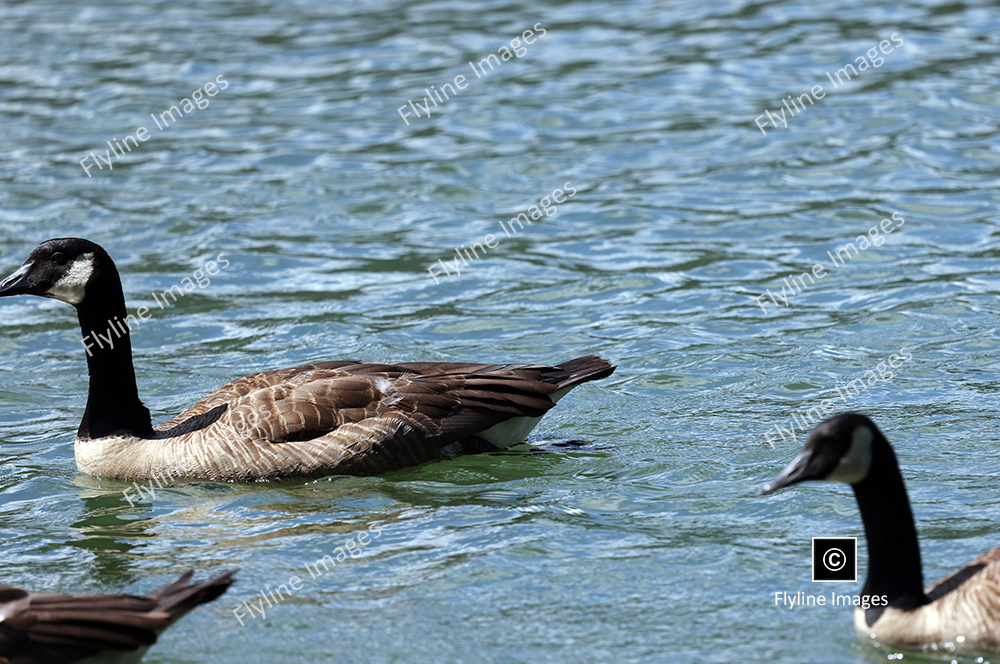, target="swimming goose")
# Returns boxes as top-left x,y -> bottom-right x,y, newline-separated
763,412 -> 1000,651
0,570 -> 233,664
0,238 -> 616,481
